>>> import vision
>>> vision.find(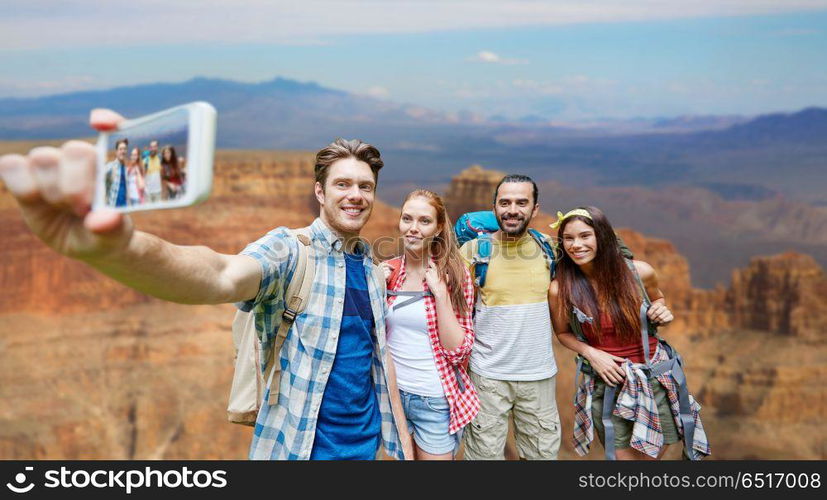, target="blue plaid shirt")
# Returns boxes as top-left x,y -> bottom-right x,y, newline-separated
236,218 -> 405,460
104,159 -> 126,207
